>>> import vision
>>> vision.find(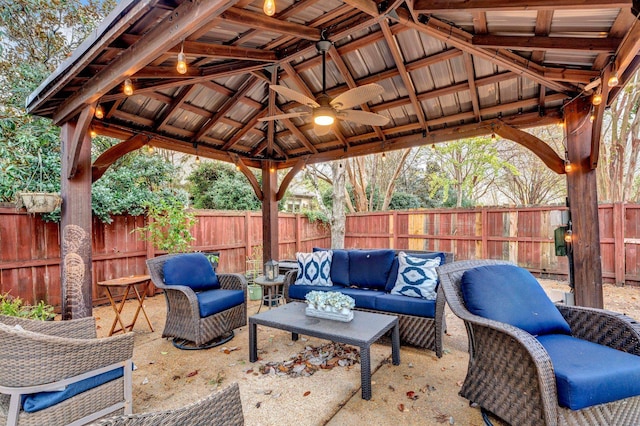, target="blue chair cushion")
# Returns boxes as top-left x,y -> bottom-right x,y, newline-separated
389,253 -> 441,300
375,294 -> 436,318
348,249 -> 395,290
461,264 -> 571,336
294,251 -> 333,286
537,334 -> 640,410
22,365 -> 127,413
337,288 -> 384,310
313,248 -> 349,286
385,251 -> 447,292
288,285 -> 346,301
196,289 -> 245,318
163,253 -> 219,292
